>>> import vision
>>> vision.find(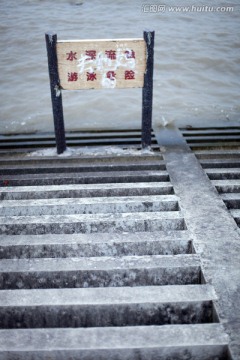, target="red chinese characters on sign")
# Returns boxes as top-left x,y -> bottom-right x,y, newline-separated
65,47 -> 138,86
68,72 -> 78,82
125,50 -> 135,59
105,50 -> 116,60
87,72 -> 97,81
125,70 -> 135,80
106,71 -> 116,80
86,50 -> 96,60
66,51 -> 77,61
